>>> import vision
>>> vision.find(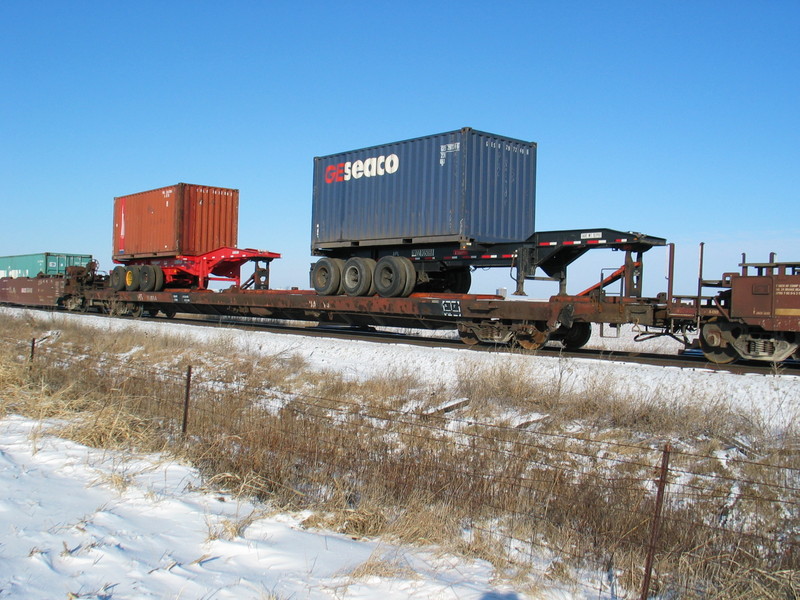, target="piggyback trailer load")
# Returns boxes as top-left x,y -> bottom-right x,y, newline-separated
111,183 -> 280,292
311,128 -> 665,298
